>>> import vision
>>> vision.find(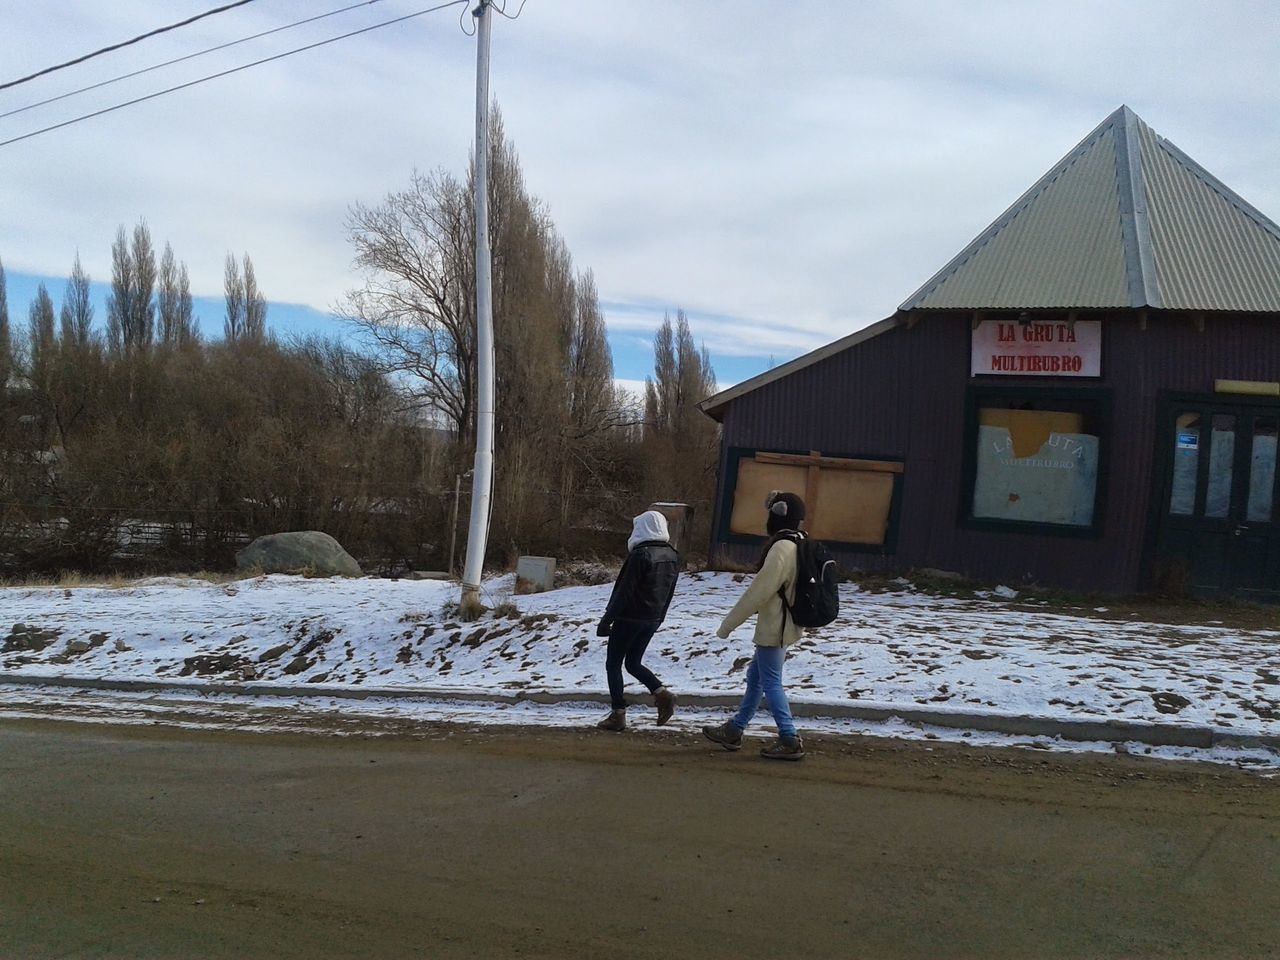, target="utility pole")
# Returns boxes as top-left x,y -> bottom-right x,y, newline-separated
460,0 -> 494,610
